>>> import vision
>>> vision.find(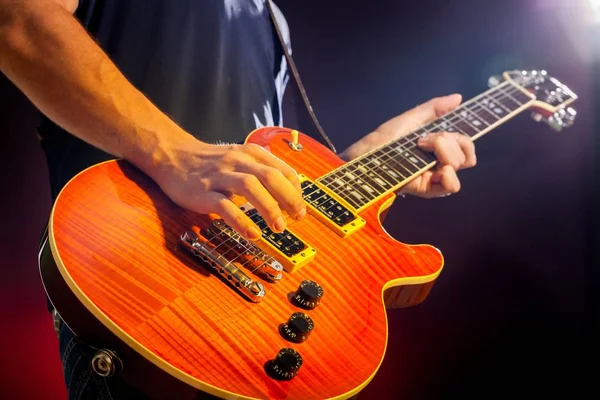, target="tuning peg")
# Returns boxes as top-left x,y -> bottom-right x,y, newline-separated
531,107 -> 577,132
563,107 -> 577,126
487,75 -> 502,88
546,112 -> 566,132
